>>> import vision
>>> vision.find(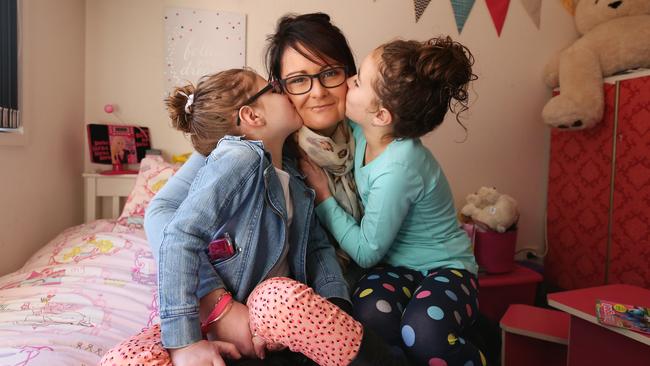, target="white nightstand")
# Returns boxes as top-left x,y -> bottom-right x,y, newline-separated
83,173 -> 137,222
